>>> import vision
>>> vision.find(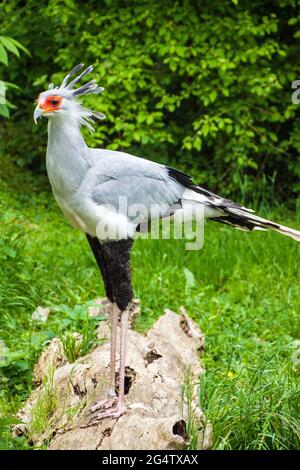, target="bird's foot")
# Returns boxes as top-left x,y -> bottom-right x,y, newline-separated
89,404 -> 126,422
88,397 -> 118,415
